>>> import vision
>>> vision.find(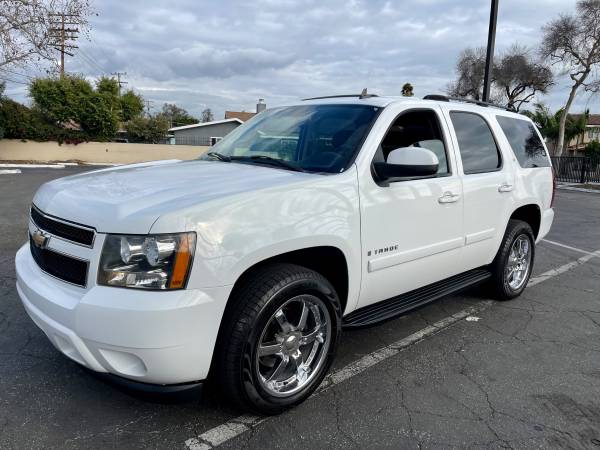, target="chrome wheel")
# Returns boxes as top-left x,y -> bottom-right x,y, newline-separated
506,234 -> 532,290
255,295 -> 332,397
